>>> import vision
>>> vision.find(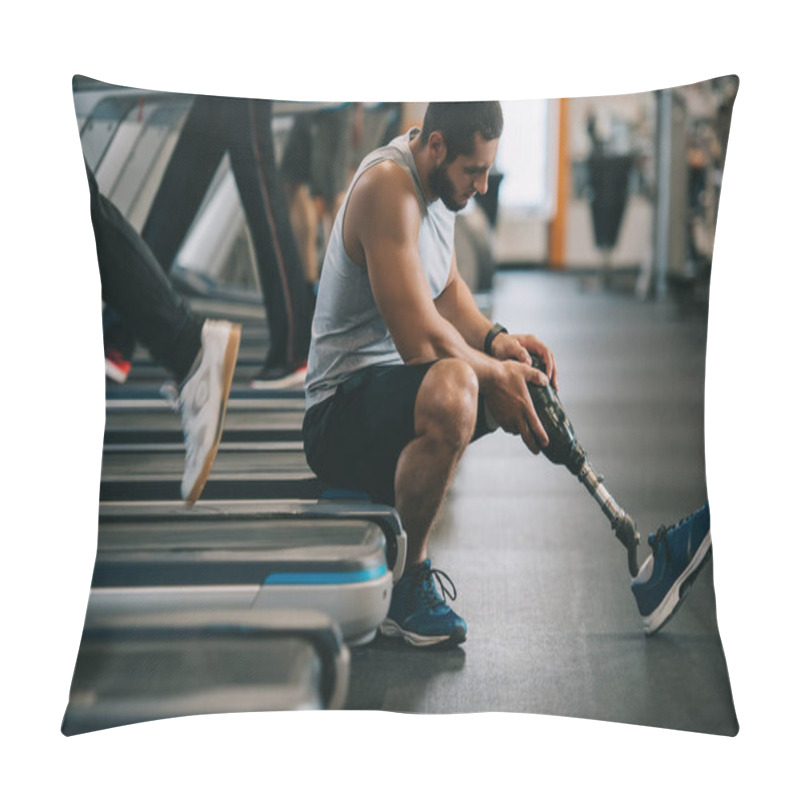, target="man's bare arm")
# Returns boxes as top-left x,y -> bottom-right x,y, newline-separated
433,253 -> 495,350
435,253 -> 559,389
